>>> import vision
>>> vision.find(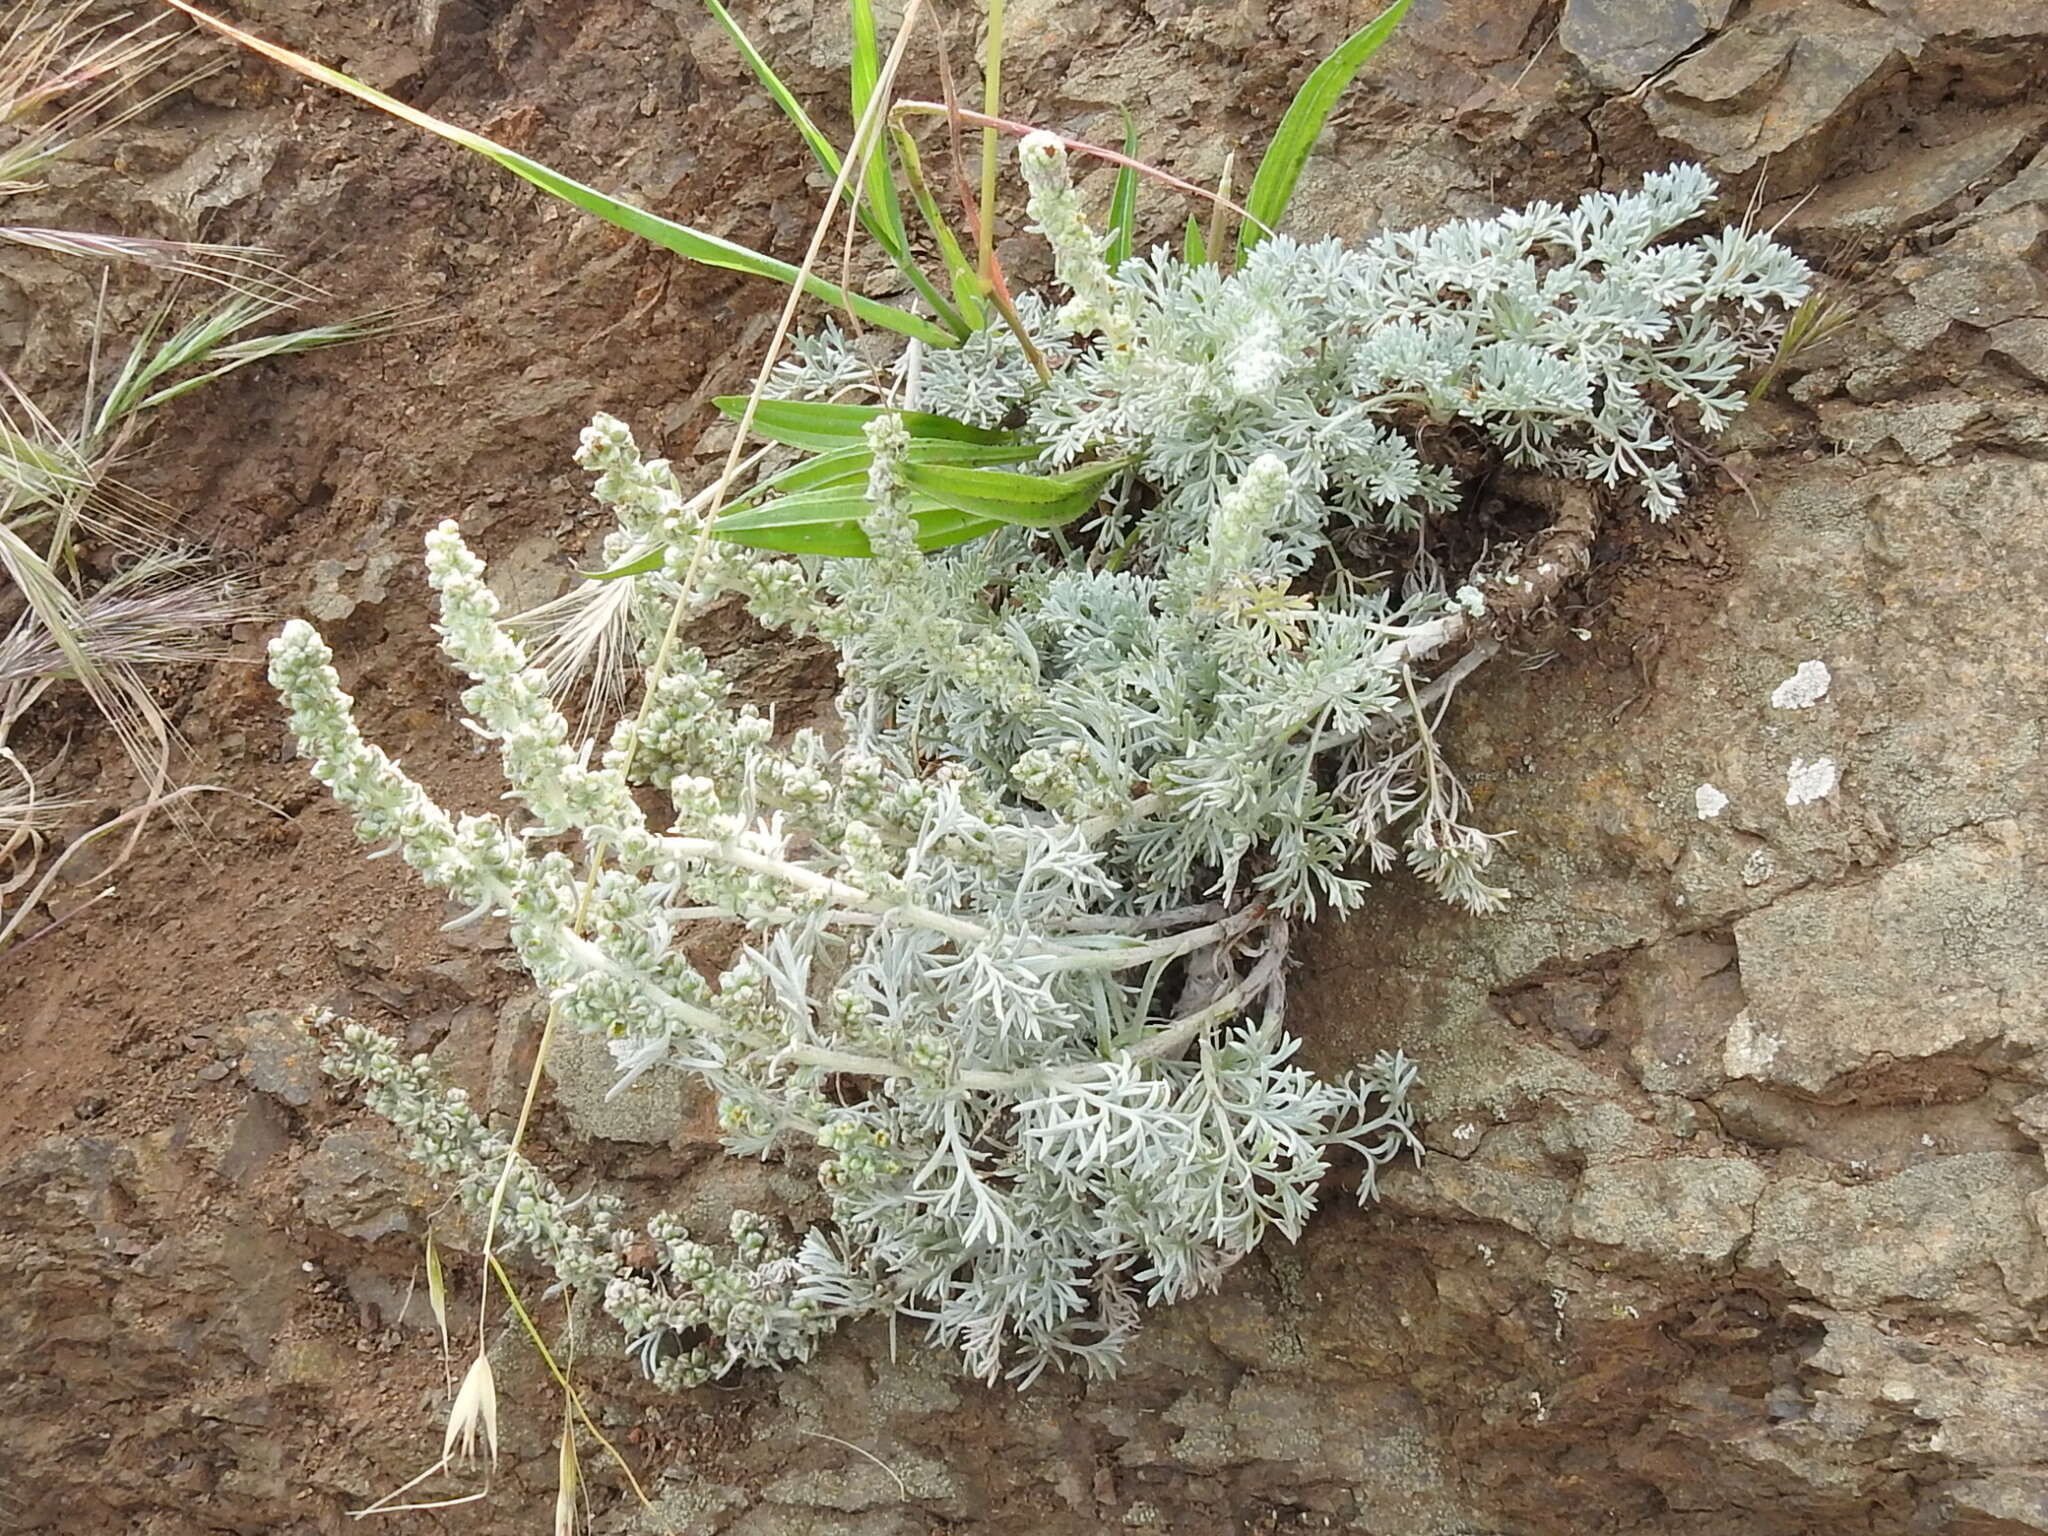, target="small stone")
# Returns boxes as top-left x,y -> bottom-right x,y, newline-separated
1646,8 -> 1918,179
219,1096 -> 293,1185
1986,317 -> 2048,384
1750,1154 -> 2048,1335
1695,783 -> 1730,820
239,1009 -> 324,1107
1570,1157 -> 1766,1264
1723,1009 -> 1783,1081
1558,0 -> 1734,93
297,1130 -> 420,1242
303,552 -> 405,625
546,1030 -> 691,1146
1779,118 -> 2037,244
1729,822 -> 2041,1094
